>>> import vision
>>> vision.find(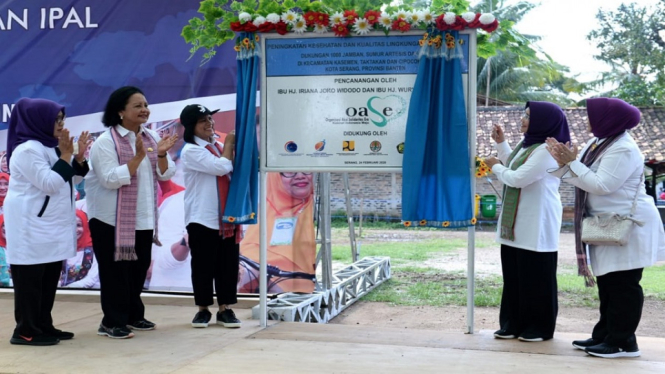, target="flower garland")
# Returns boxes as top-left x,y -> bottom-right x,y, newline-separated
230,10 -> 498,37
